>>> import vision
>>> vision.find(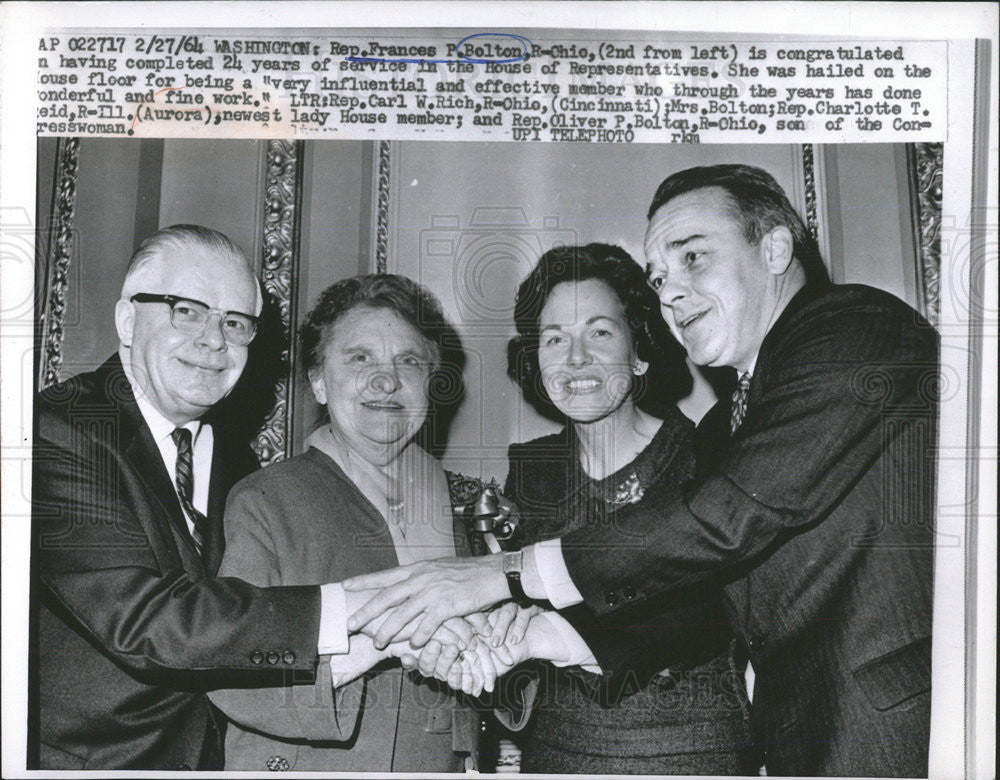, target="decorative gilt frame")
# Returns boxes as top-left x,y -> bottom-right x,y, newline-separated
252,140 -> 304,466
793,143 -> 833,270
907,142 -> 943,326
38,137 -> 81,390
374,140 -> 392,274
